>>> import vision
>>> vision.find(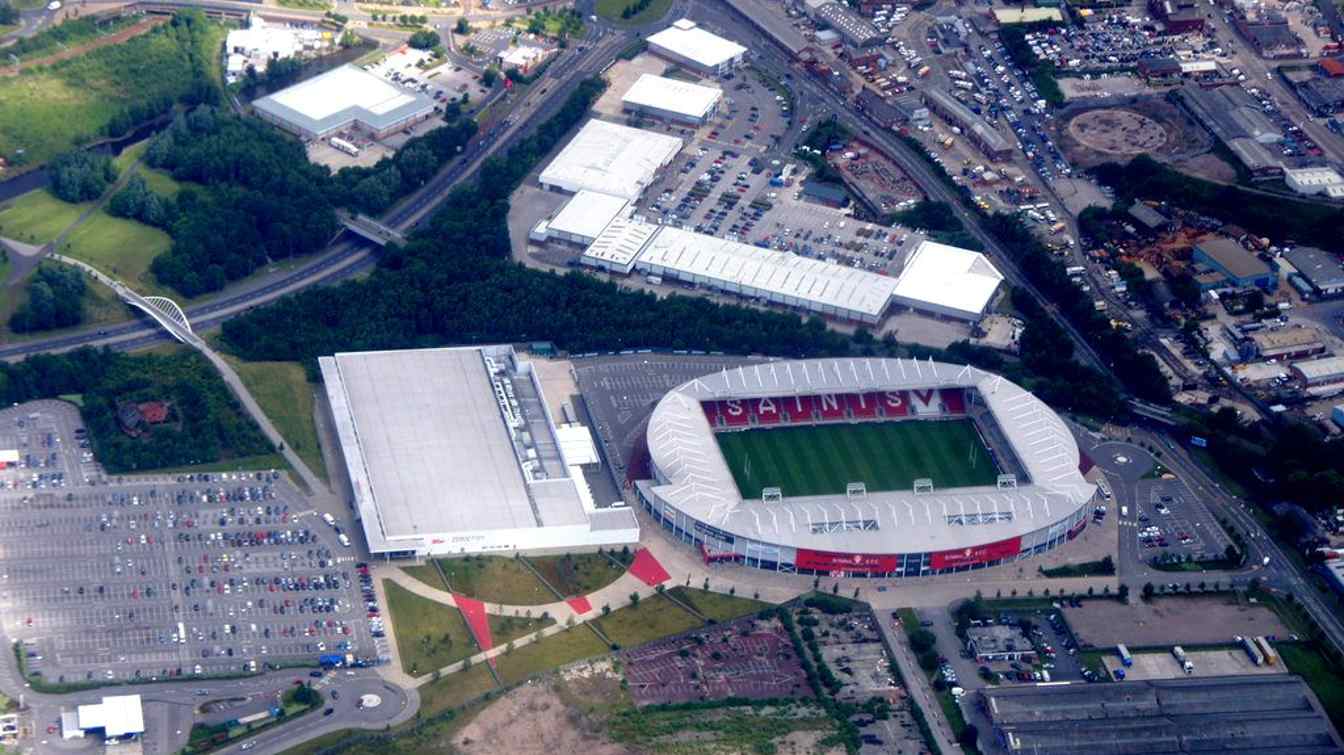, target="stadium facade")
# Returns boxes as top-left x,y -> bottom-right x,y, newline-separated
635,358 -> 1095,577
